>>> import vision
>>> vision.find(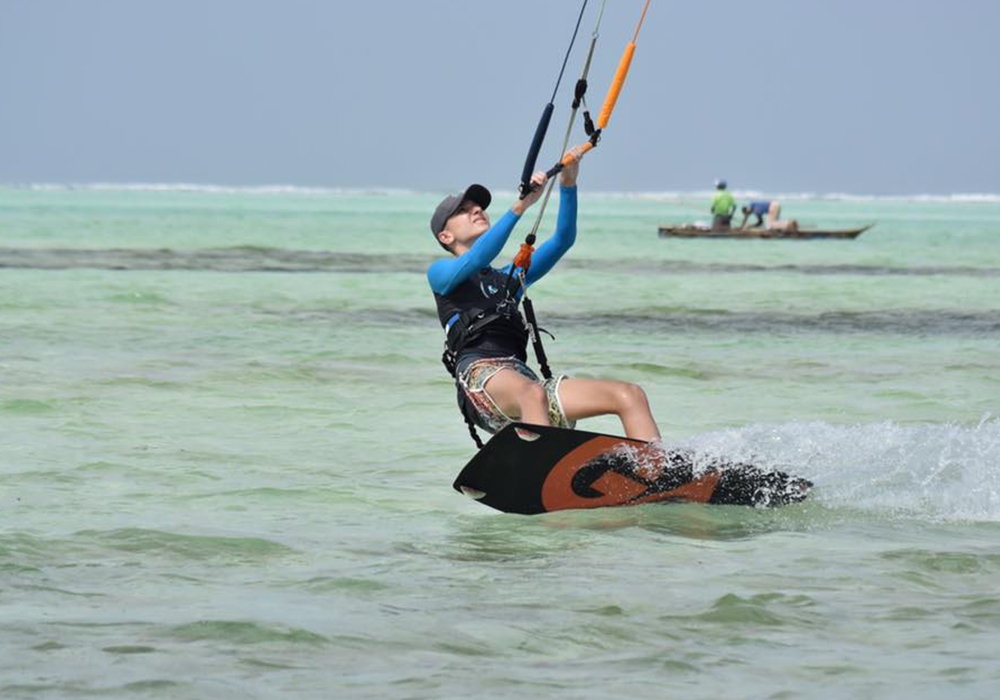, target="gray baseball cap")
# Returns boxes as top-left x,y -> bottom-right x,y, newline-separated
430,184 -> 492,238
